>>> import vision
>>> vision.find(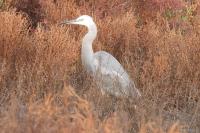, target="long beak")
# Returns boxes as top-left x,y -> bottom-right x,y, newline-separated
58,19 -> 77,26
